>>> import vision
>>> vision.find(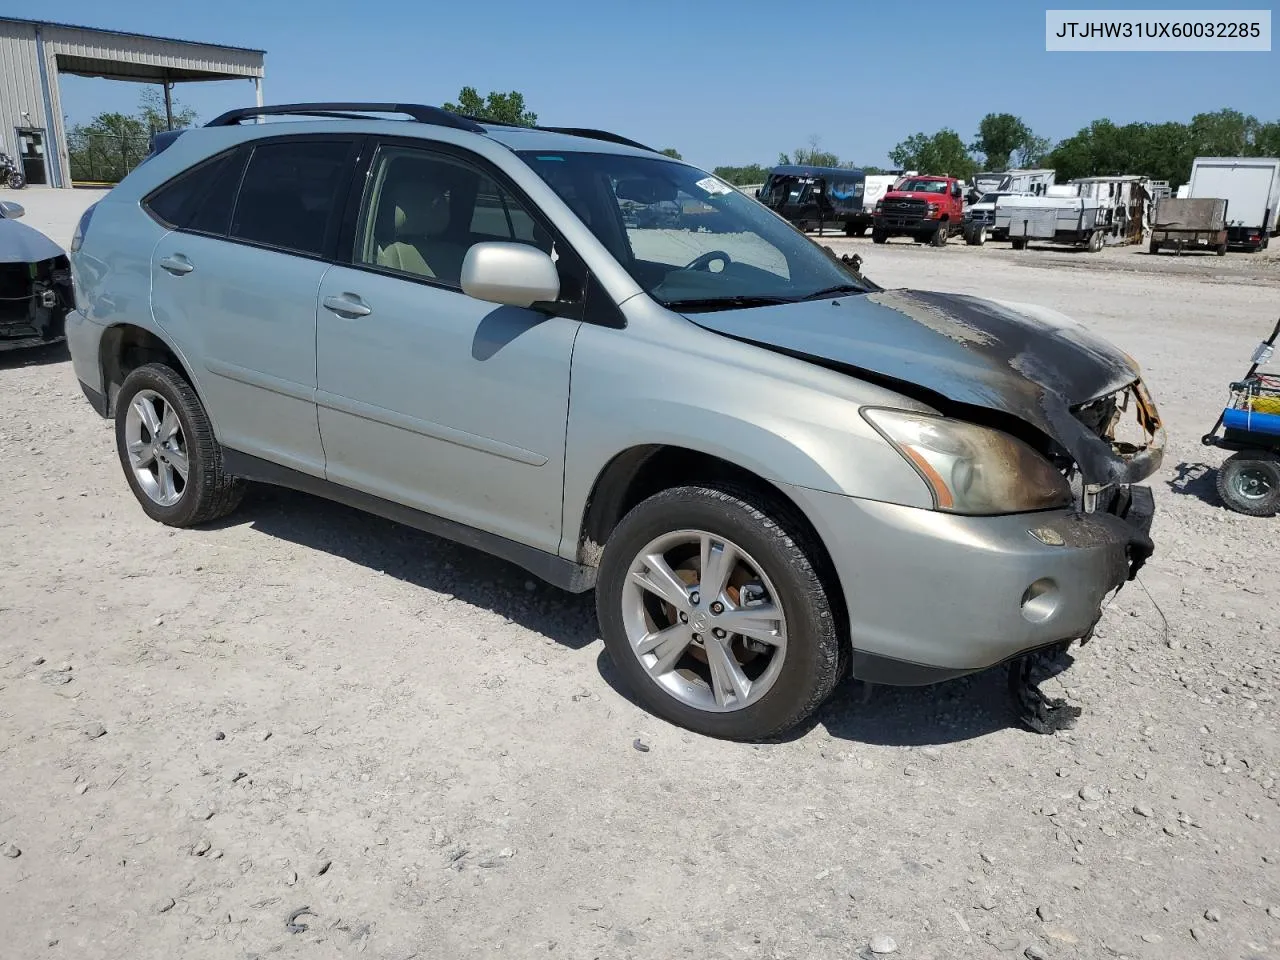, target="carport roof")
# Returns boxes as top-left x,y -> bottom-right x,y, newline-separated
0,16 -> 264,53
